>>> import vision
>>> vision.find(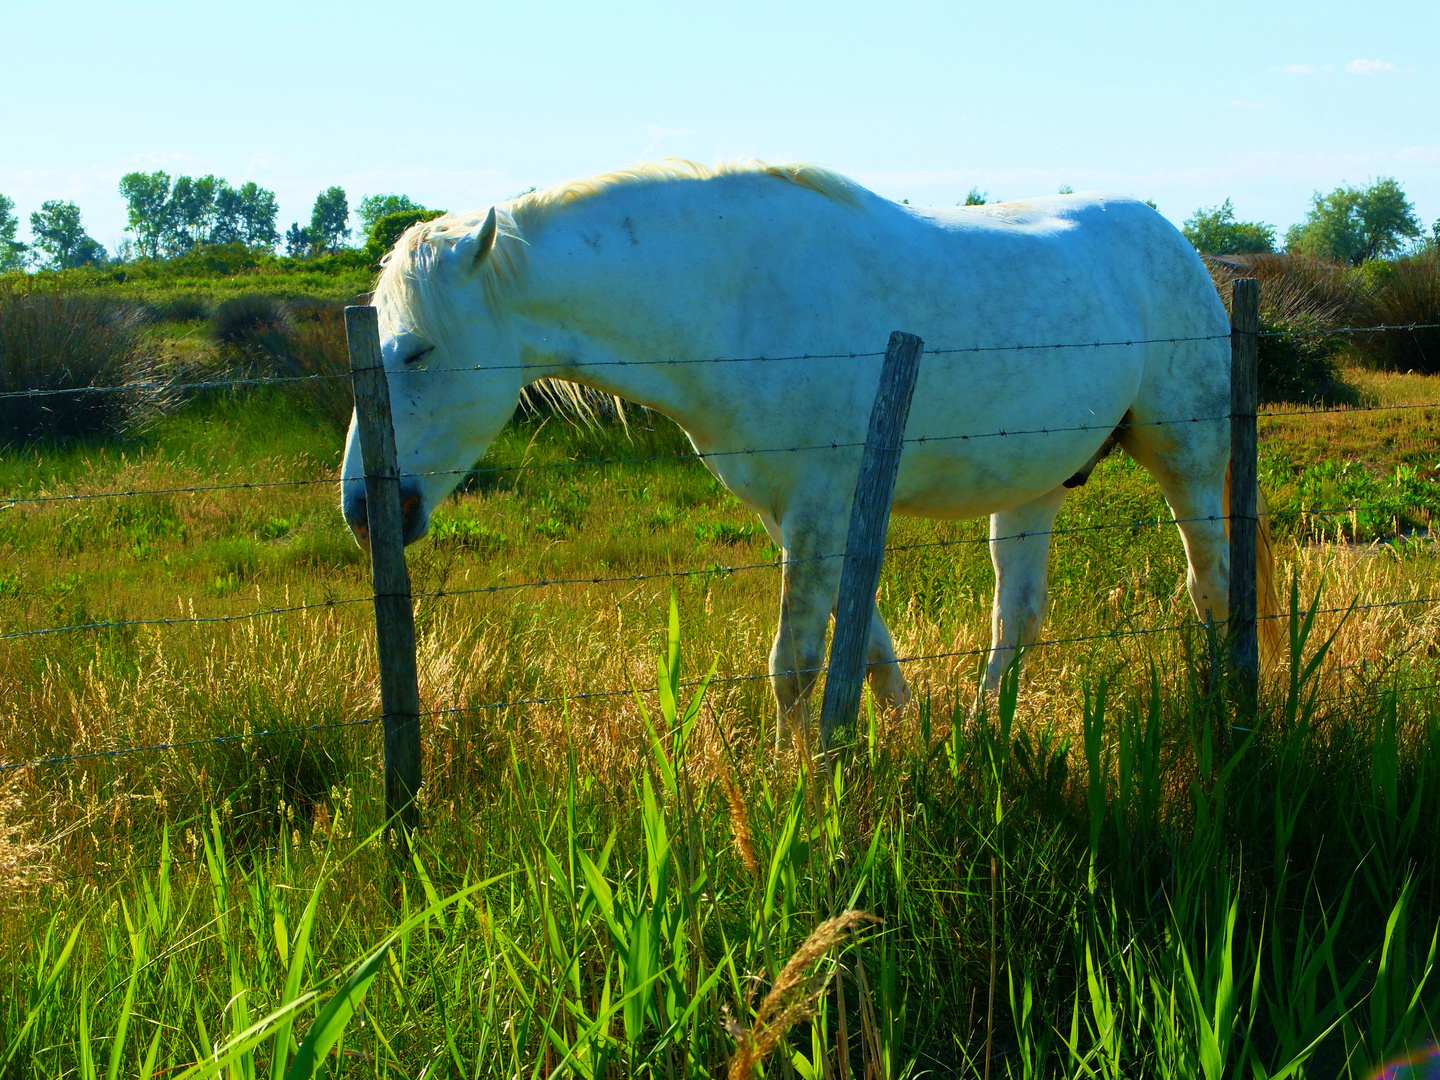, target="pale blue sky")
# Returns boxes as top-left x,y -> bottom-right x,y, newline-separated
3,0 -> 1437,254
